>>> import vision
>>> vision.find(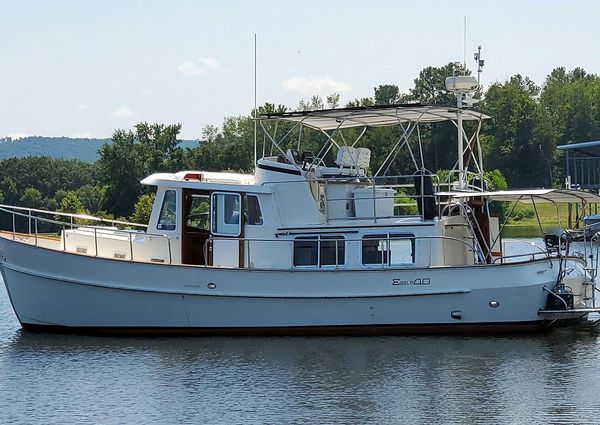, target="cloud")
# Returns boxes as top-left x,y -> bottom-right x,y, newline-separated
177,57 -> 223,77
282,77 -> 351,97
112,106 -> 134,118
77,104 -> 89,111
